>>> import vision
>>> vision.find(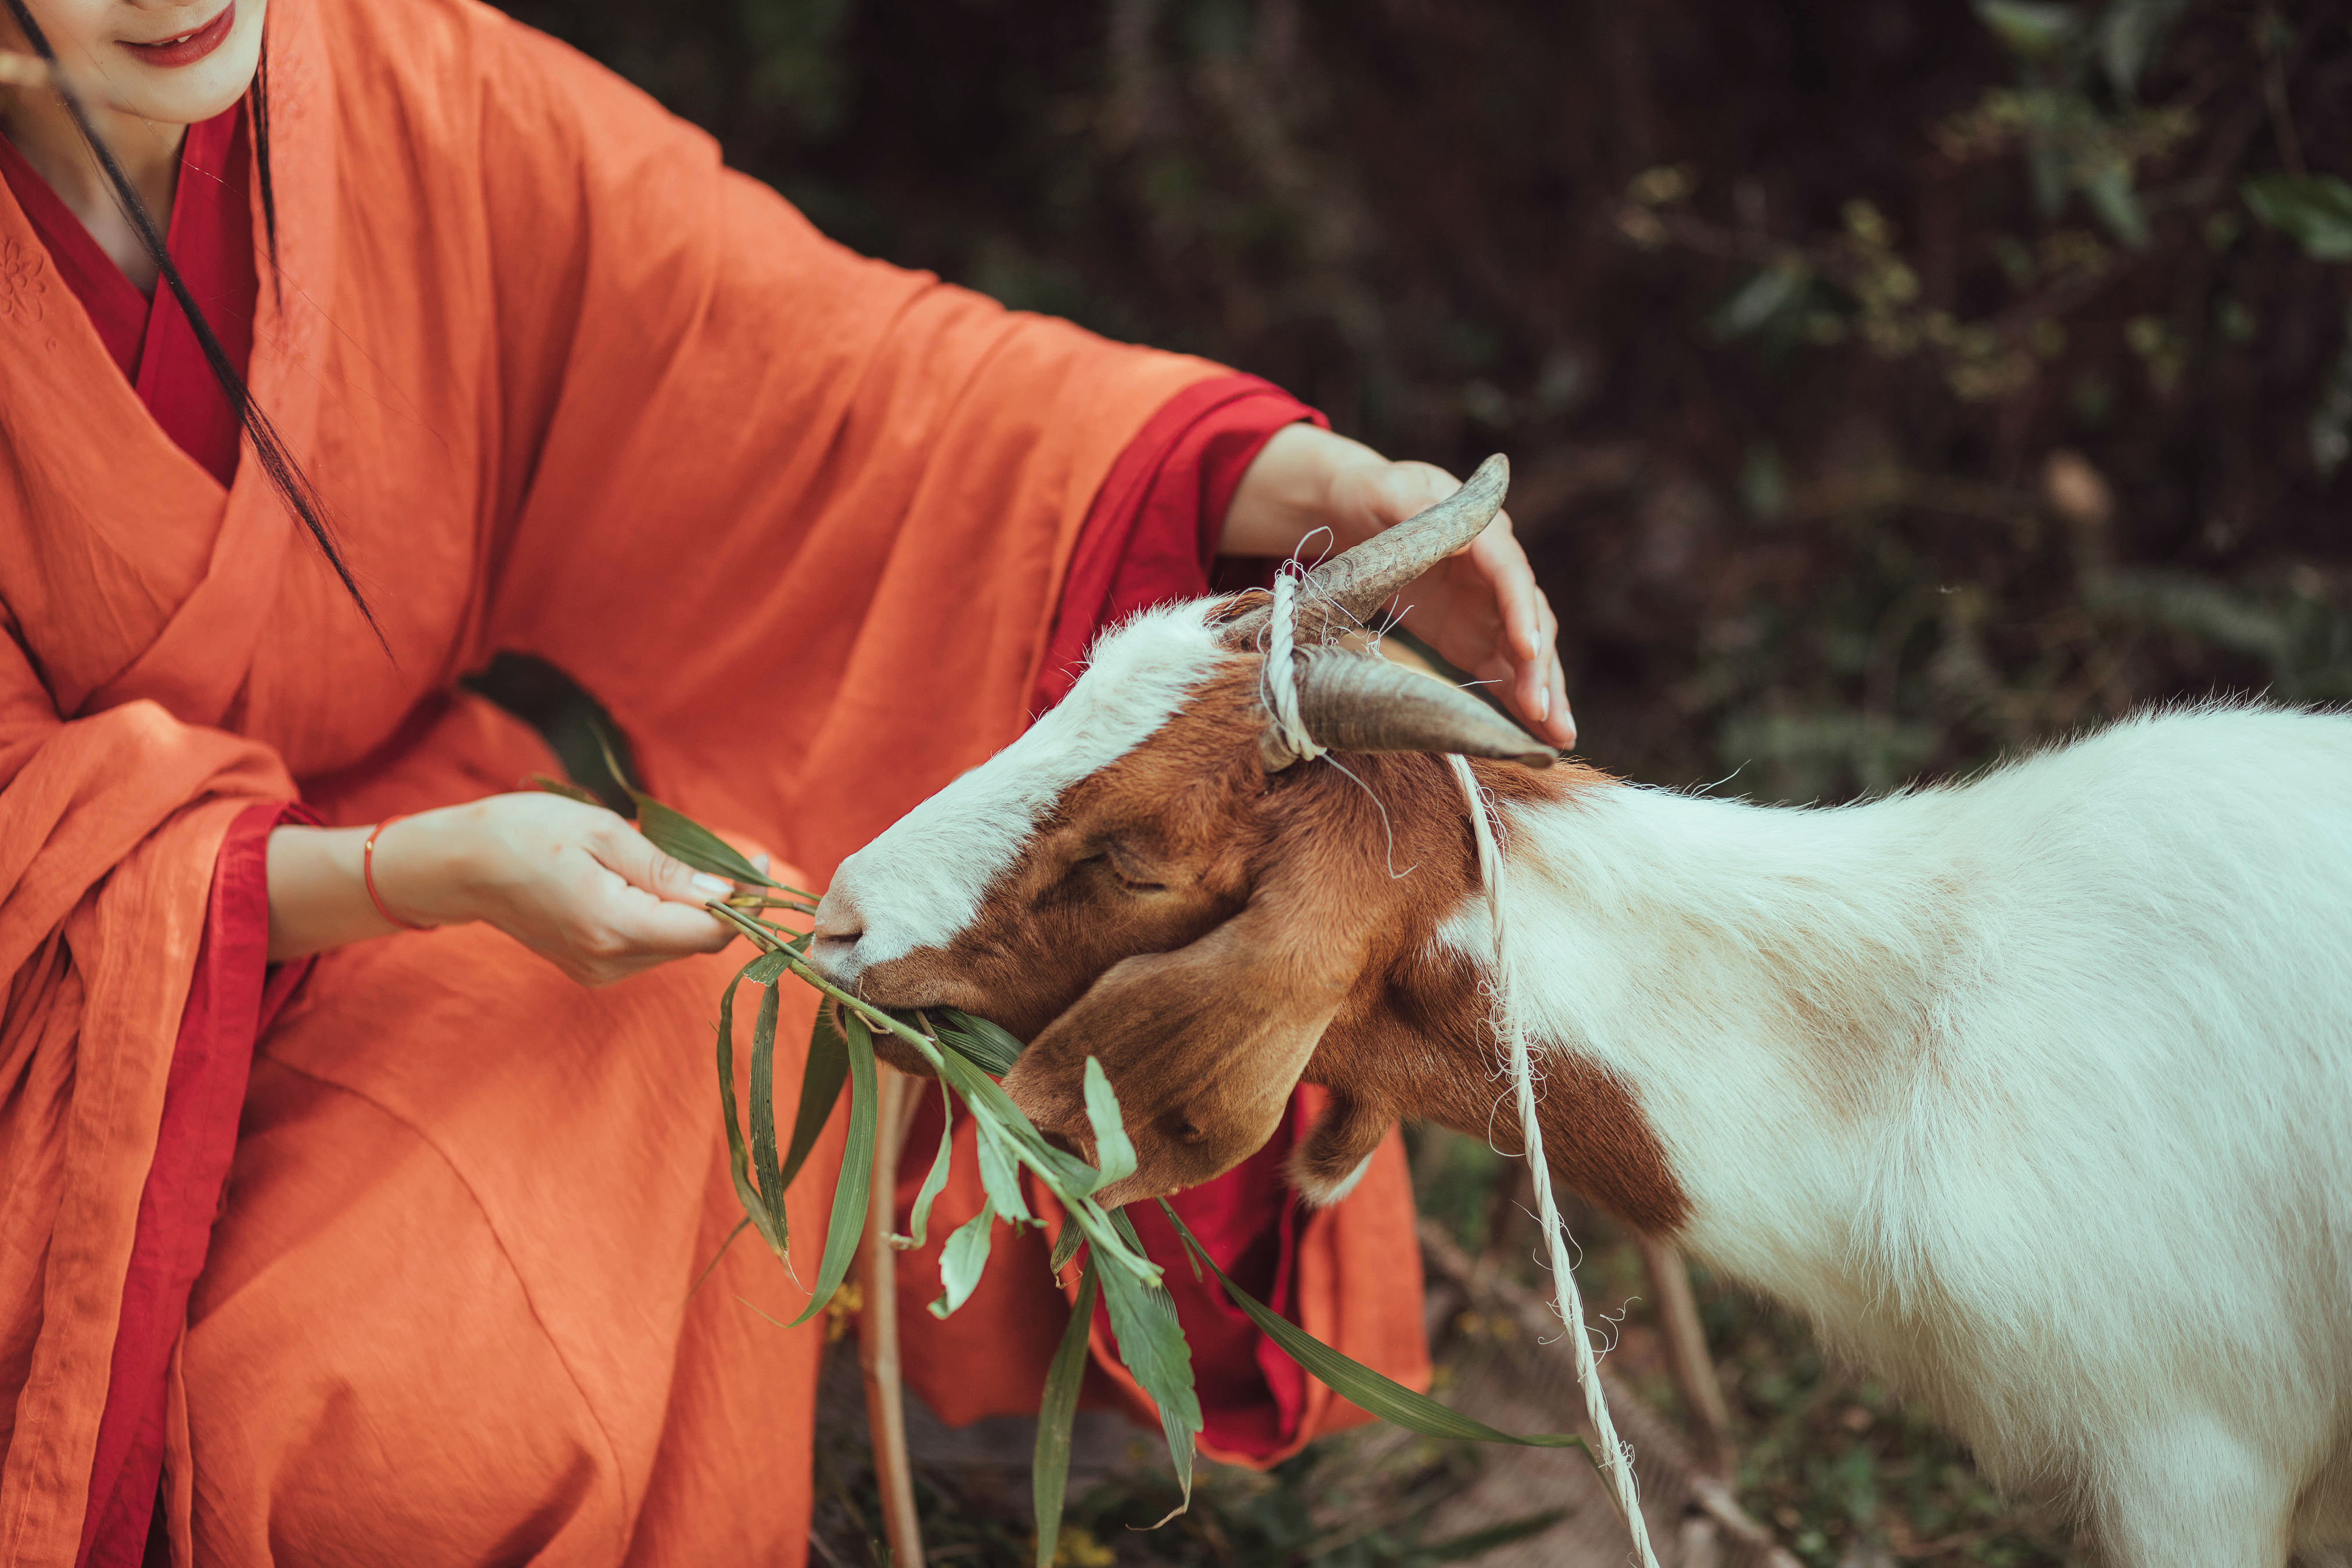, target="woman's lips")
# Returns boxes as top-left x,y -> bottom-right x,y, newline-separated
119,1 -> 235,69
